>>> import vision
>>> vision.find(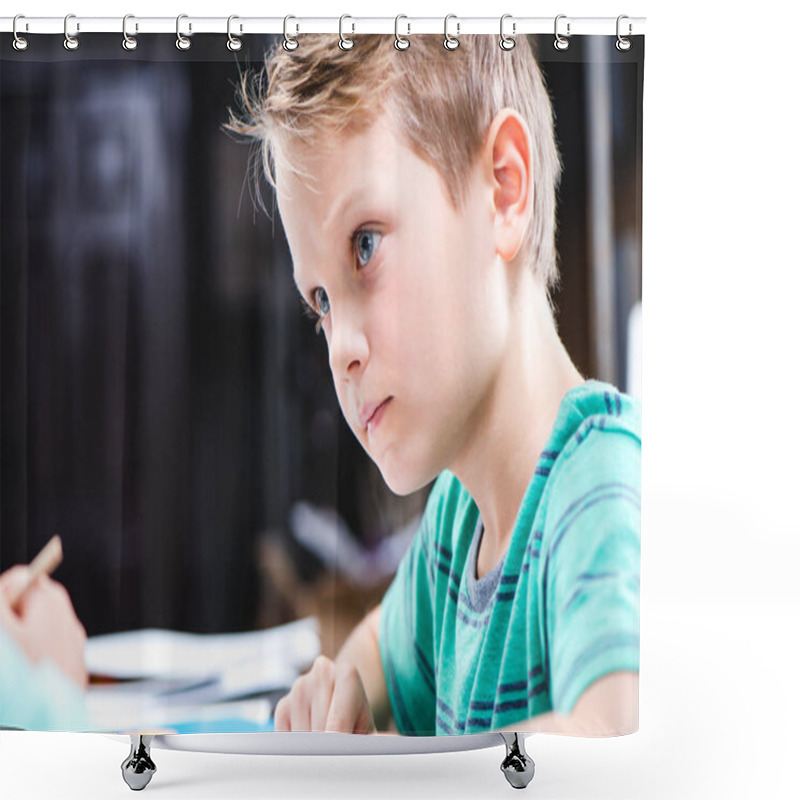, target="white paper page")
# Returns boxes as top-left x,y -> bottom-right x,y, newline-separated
85,617 -> 319,680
